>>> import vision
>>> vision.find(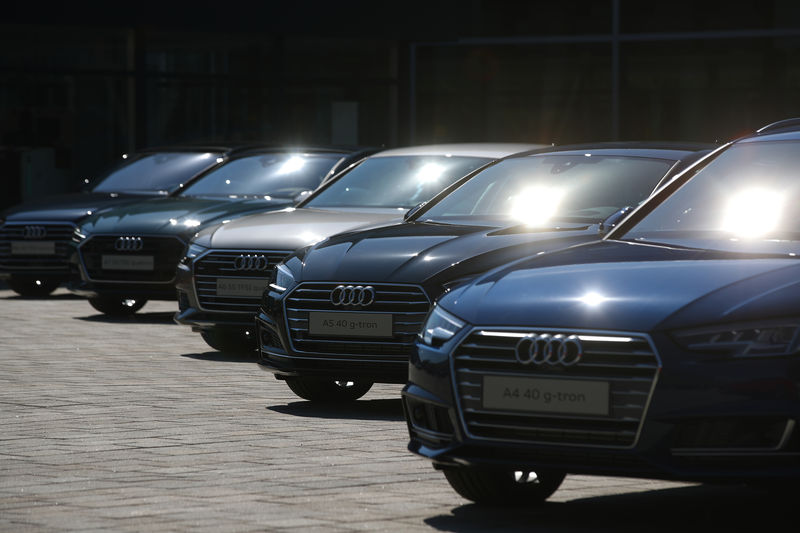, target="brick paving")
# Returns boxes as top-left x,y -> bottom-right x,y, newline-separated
0,288 -> 793,532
